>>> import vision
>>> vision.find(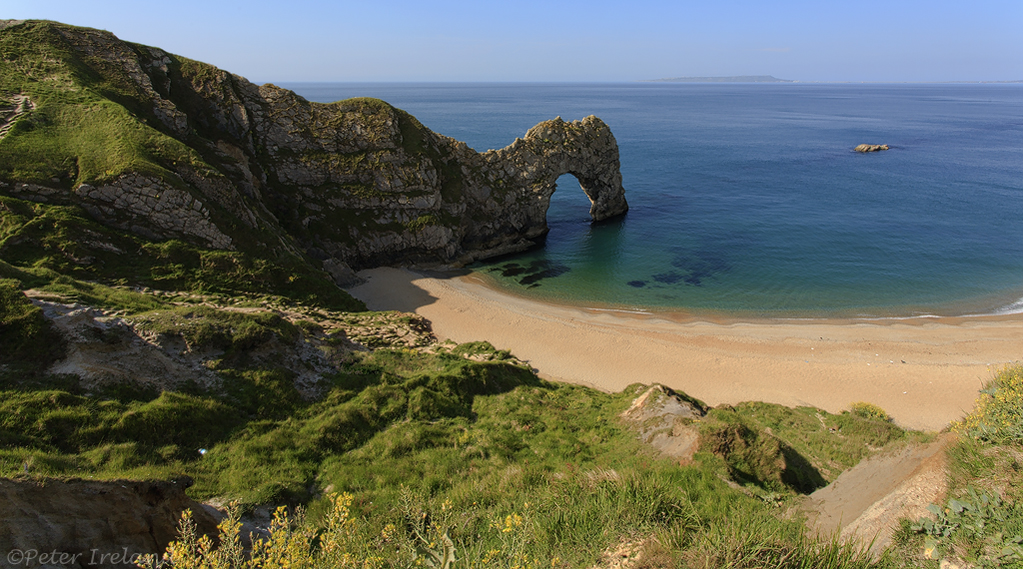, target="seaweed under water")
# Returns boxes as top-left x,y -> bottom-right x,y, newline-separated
490,260 -> 571,288
669,250 -> 732,287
